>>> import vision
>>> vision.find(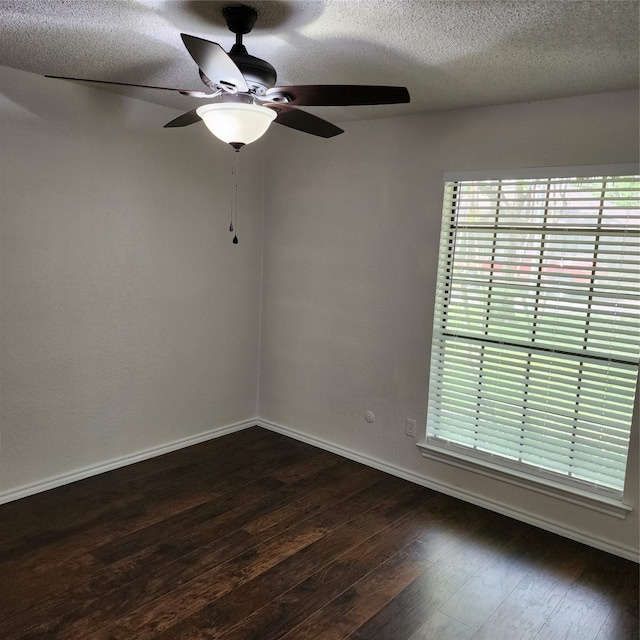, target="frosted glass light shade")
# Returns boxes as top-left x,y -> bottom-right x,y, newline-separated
196,102 -> 276,147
